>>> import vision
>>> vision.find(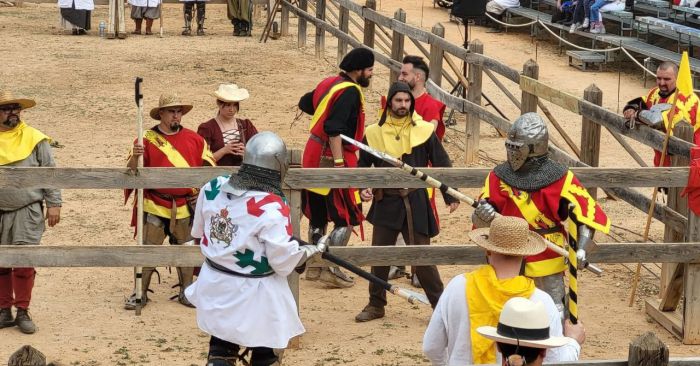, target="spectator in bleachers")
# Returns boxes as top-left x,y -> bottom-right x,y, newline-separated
569,0 -> 592,33
589,0 -> 625,33
485,0 -> 520,32
552,0 -> 577,25
623,61 -> 700,166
